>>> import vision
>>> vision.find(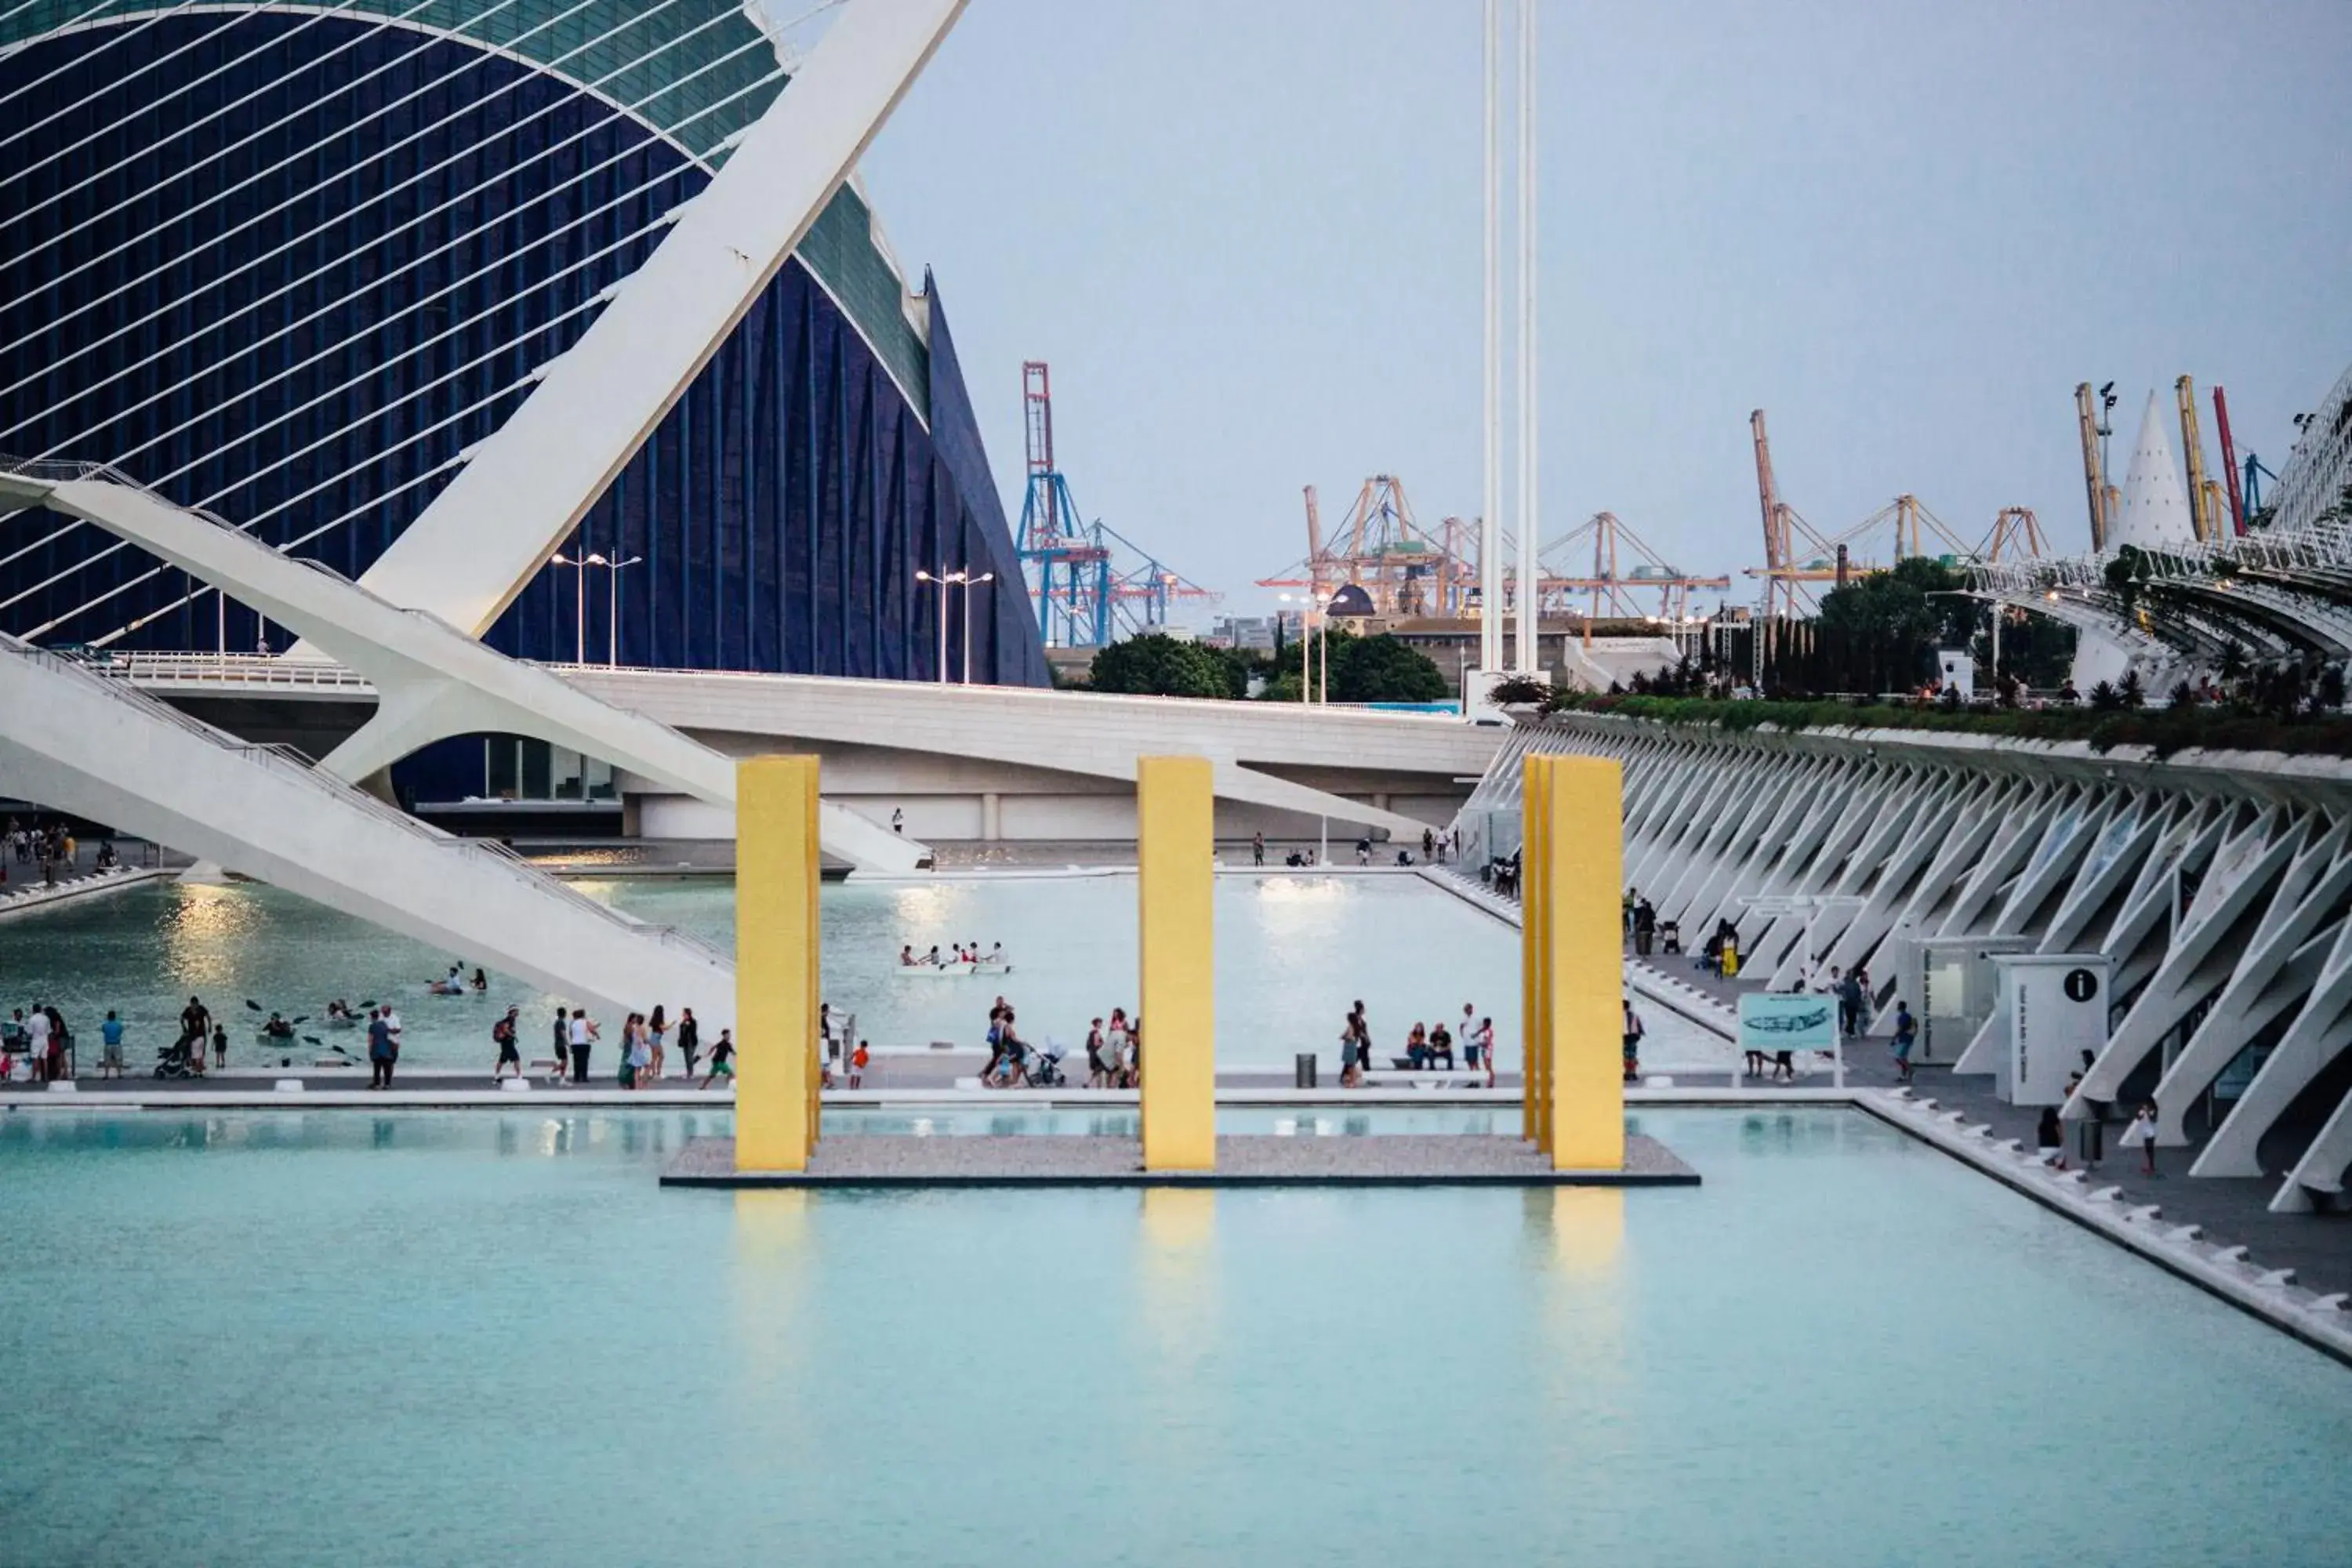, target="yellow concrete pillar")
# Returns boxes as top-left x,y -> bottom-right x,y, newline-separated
735,755 -> 821,1172
1520,755 -> 1551,1149
1537,754 -> 1625,1171
1138,755 -> 1215,1171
